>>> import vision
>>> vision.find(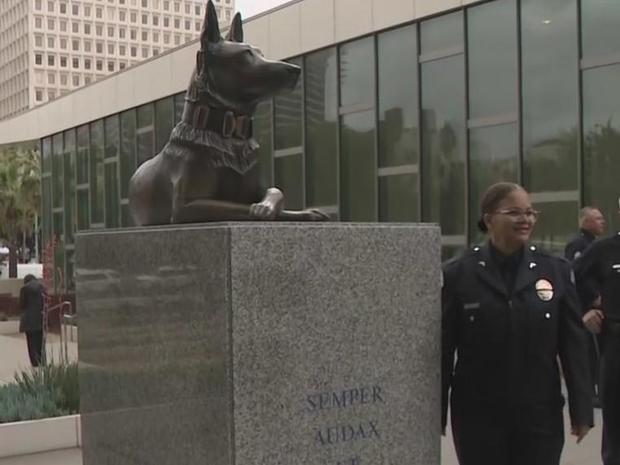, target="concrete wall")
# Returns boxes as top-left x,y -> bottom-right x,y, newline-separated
0,0 -> 484,145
